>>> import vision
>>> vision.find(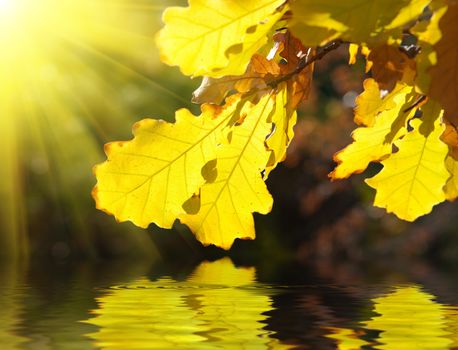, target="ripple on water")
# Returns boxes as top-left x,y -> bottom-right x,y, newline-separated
0,259 -> 457,349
